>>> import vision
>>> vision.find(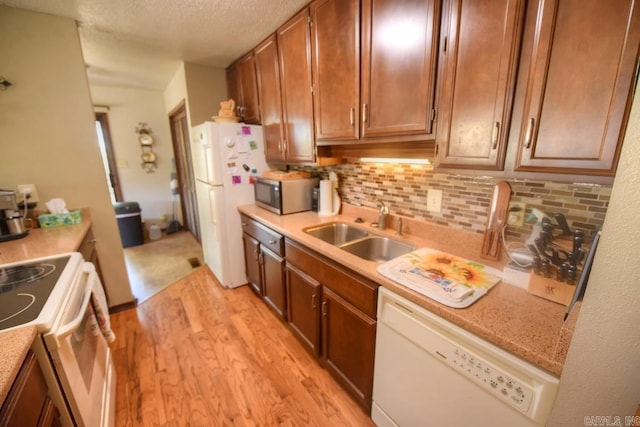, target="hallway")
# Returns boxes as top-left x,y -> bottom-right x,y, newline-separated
123,231 -> 203,302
